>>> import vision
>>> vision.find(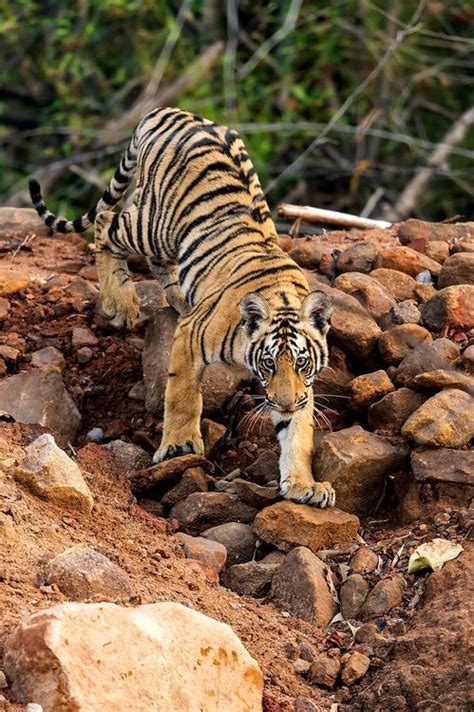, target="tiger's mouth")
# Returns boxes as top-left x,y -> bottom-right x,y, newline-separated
265,397 -> 308,415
